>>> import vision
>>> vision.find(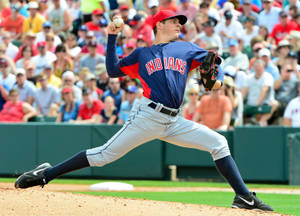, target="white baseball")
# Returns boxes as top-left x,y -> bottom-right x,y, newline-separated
113,17 -> 124,28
